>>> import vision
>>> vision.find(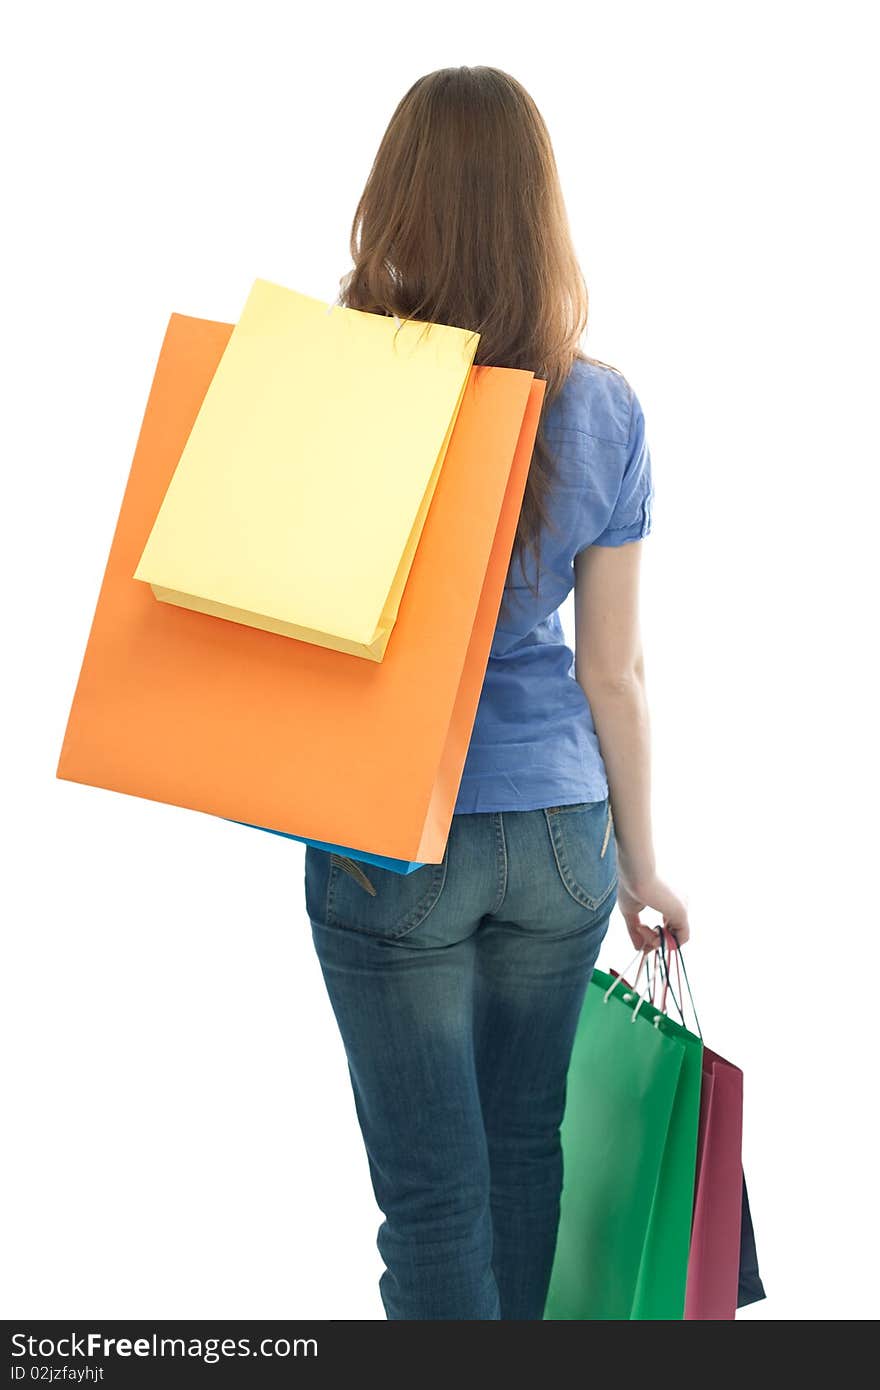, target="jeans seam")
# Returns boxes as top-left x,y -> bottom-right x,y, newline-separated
492,812 -> 508,915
